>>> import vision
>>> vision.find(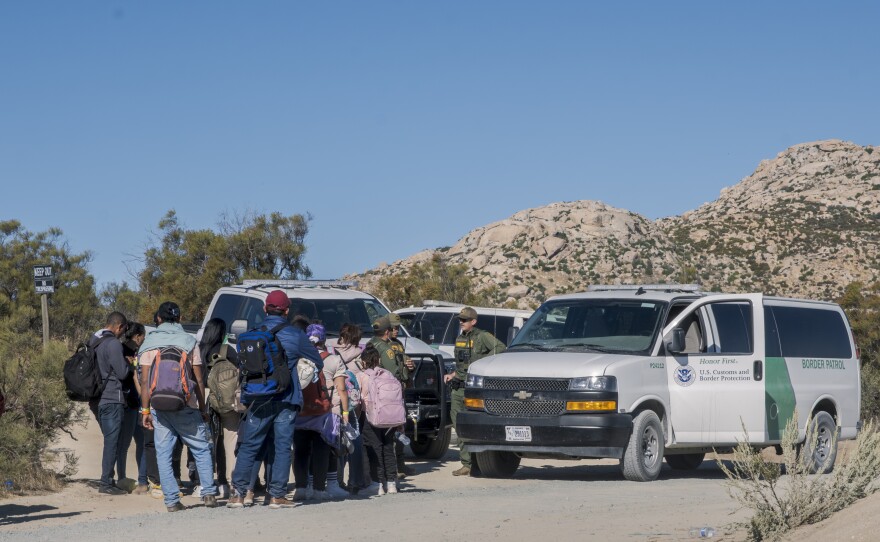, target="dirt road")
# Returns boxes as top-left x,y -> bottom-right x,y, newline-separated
0,416 -> 749,541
